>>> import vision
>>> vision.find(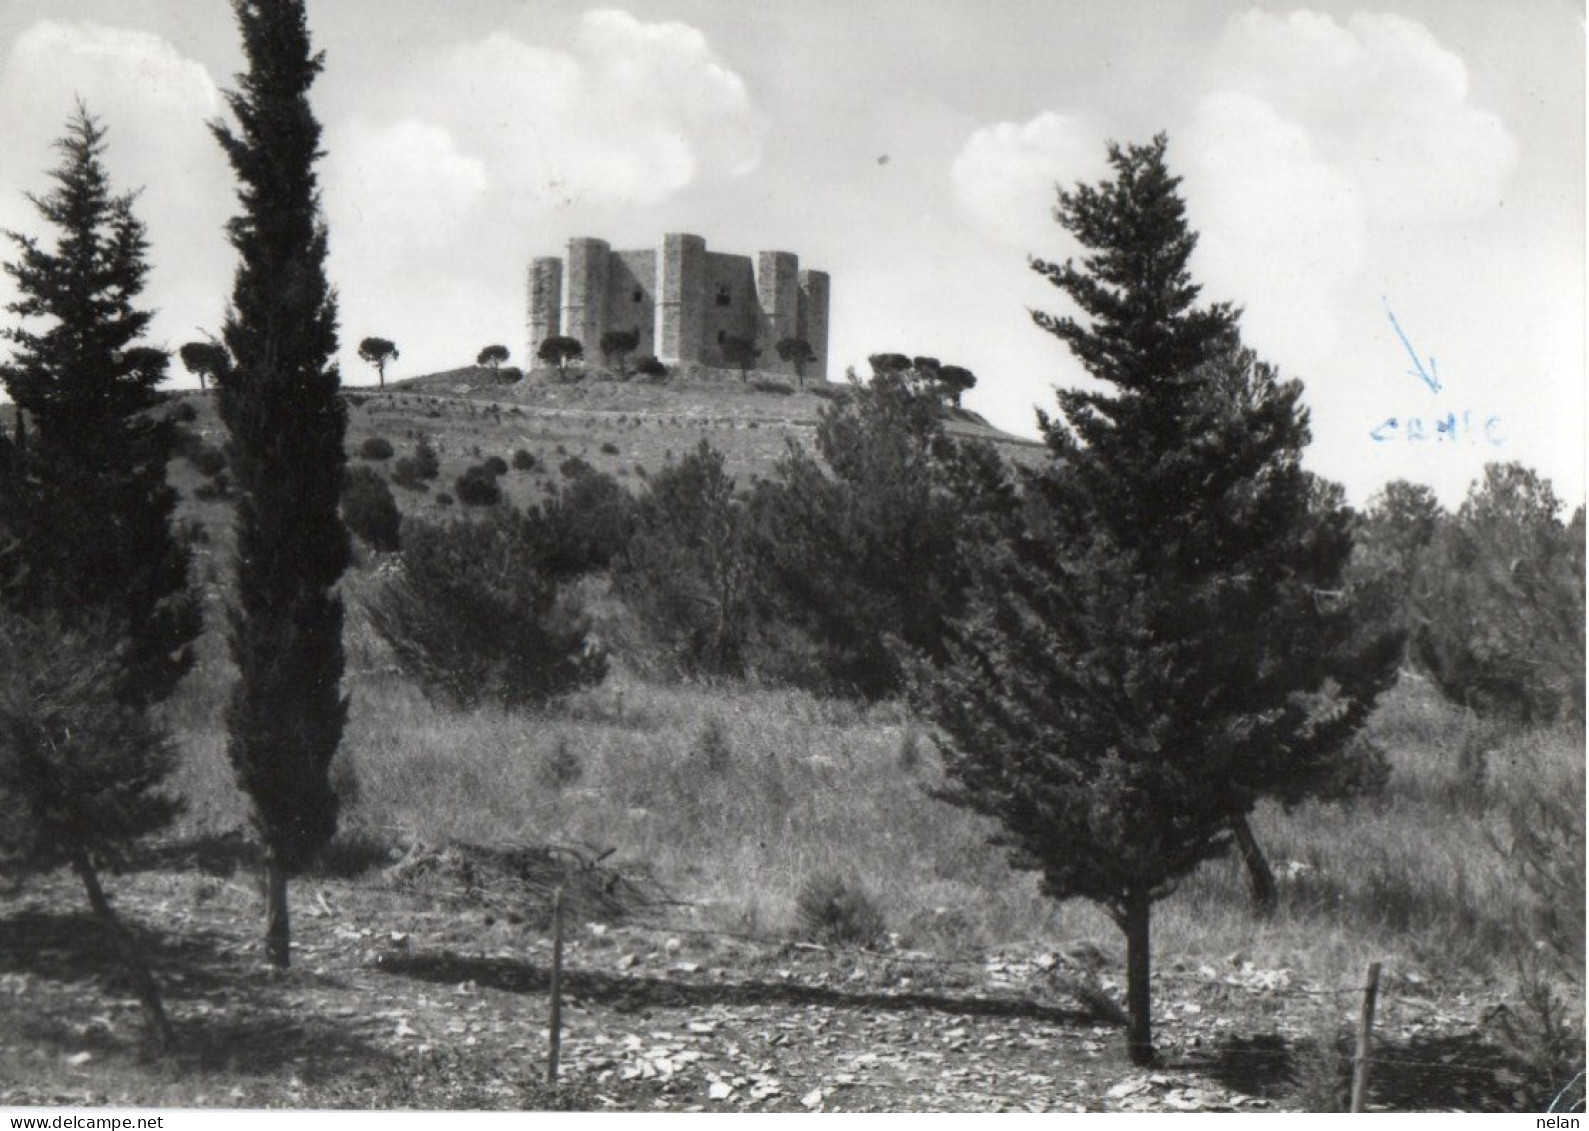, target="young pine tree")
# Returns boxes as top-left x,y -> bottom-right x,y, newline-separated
913,136 -> 1398,1064
0,105 -> 200,709
212,0 -> 350,967
615,440 -> 759,678
0,611 -> 180,1046
753,362 -> 1015,698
